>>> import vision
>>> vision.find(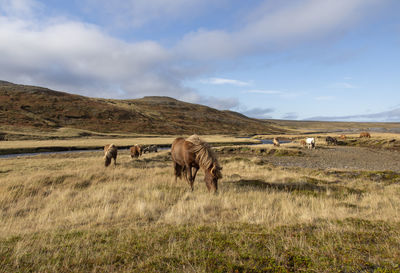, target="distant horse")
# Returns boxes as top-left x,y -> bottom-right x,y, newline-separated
360,132 -> 371,138
325,136 -> 338,145
306,137 -> 315,149
171,134 -> 222,193
273,137 -> 280,147
130,144 -> 142,159
104,144 -> 117,167
300,139 -> 307,147
143,145 -> 158,153
339,134 -> 347,140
